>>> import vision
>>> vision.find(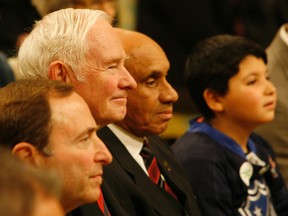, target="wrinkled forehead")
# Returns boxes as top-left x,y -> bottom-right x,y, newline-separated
126,44 -> 169,76
48,93 -> 81,124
